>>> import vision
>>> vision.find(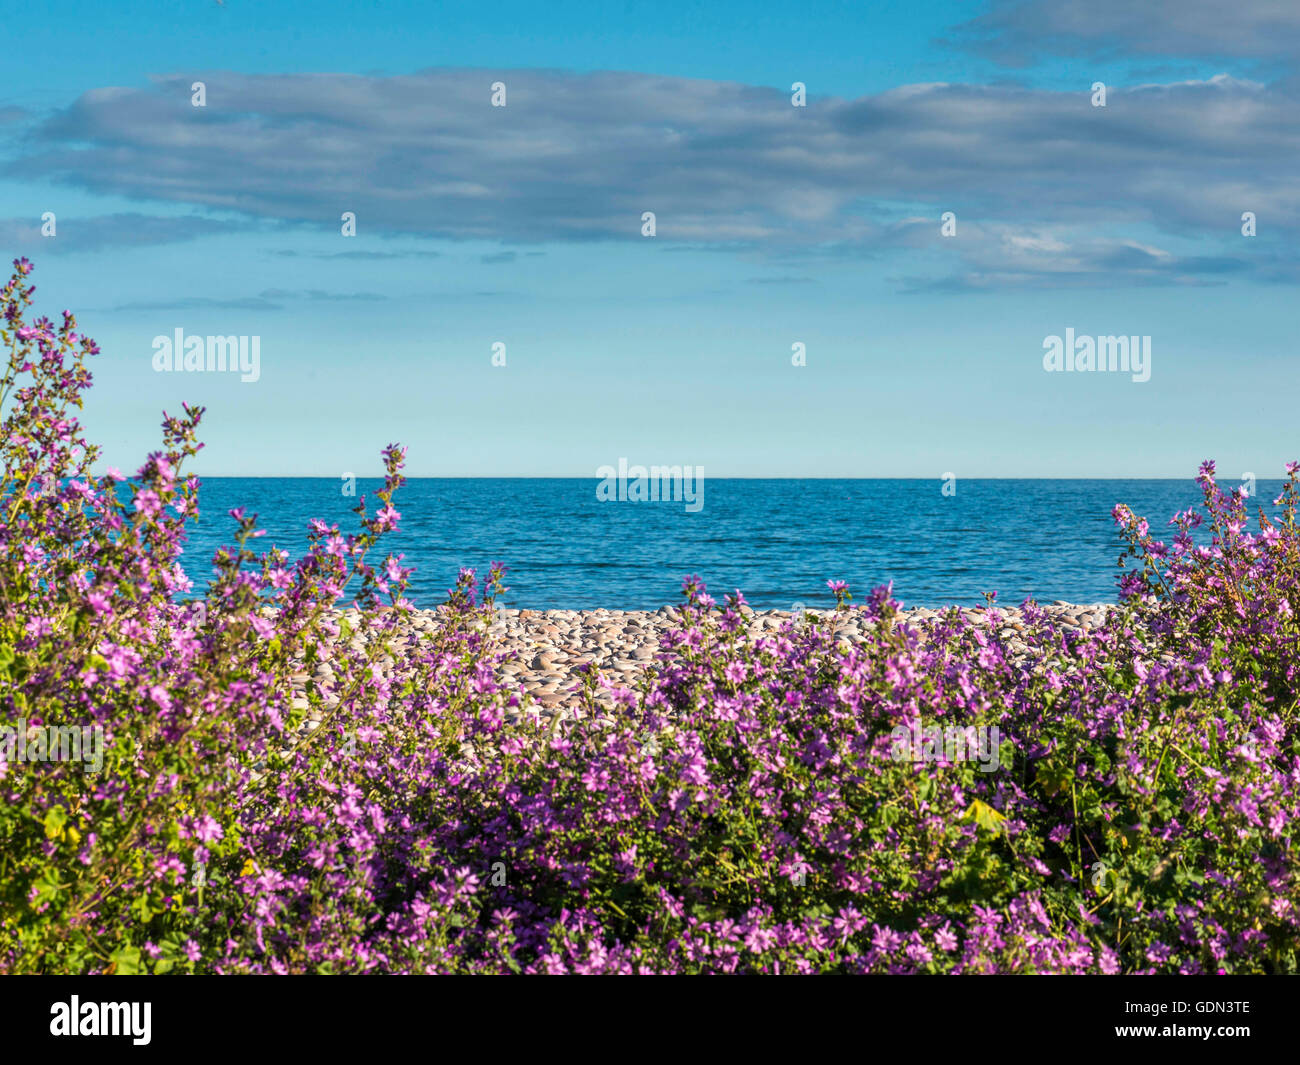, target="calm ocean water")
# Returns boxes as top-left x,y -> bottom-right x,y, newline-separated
176,478 -> 1283,610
